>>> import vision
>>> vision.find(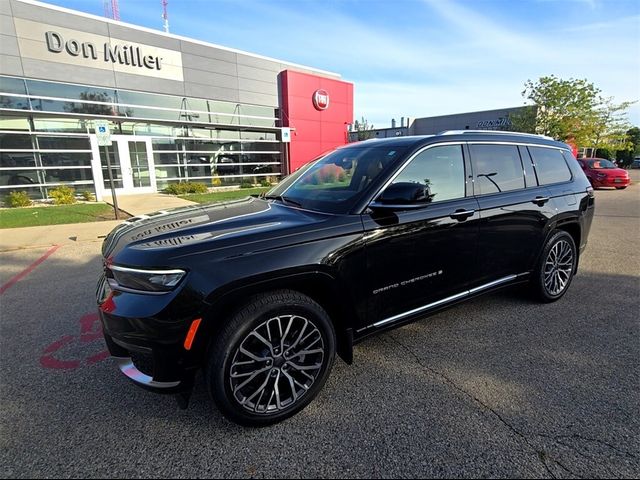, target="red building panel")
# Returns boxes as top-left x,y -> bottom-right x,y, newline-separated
279,70 -> 354,173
